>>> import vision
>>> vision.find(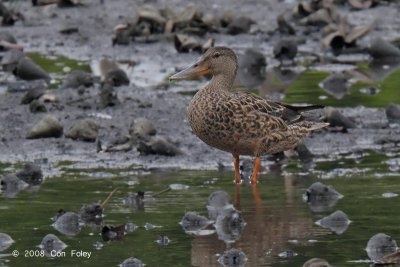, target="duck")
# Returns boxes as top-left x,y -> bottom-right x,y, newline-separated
170,47 -> 328,184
